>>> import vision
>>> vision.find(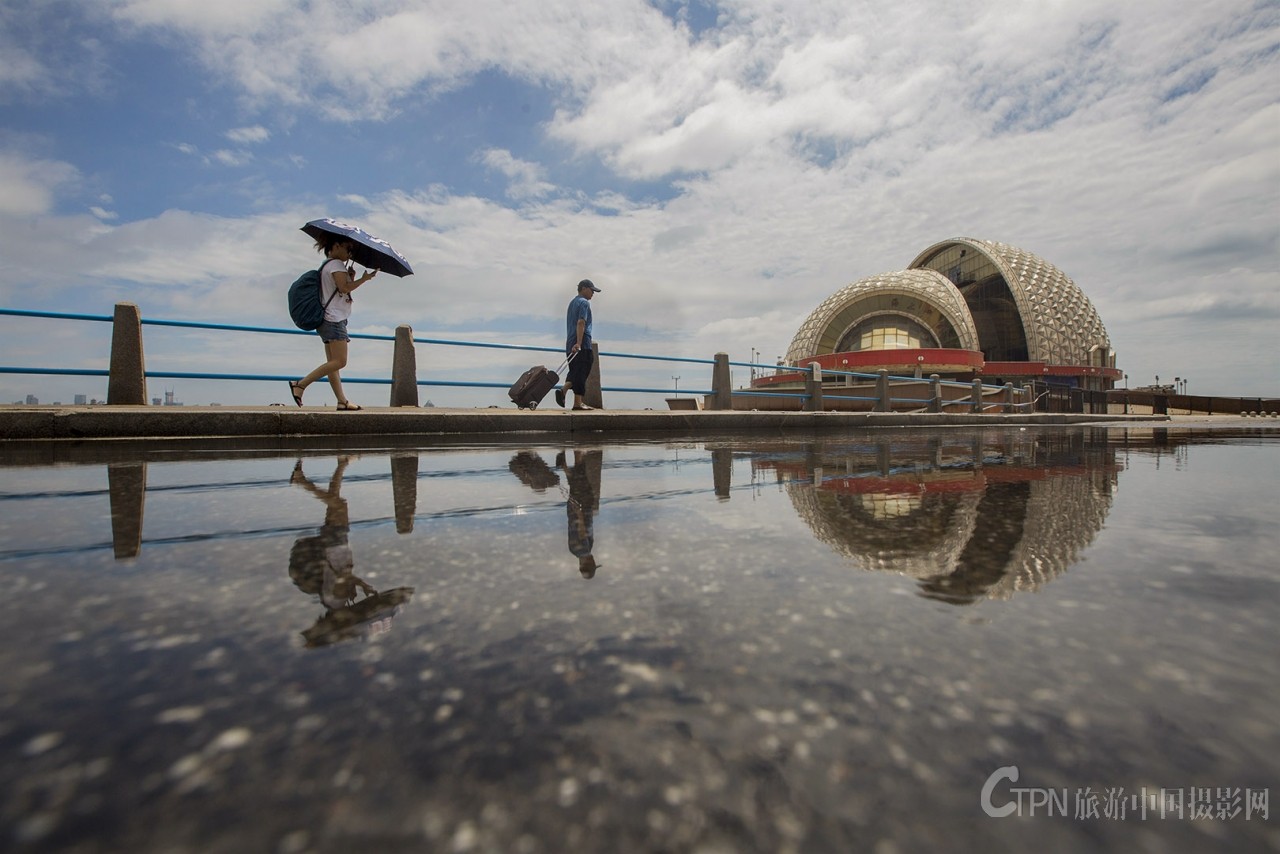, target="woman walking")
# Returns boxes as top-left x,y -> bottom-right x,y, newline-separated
289,235 -> 377,410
